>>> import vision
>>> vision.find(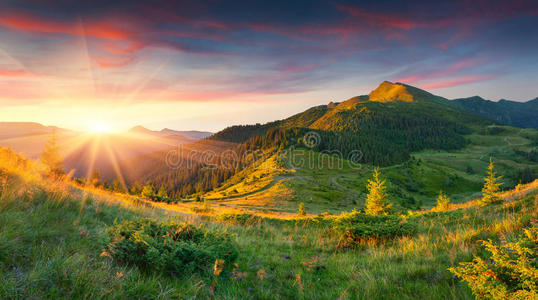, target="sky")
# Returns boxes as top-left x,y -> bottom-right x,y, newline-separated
0,0 -> 537,132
